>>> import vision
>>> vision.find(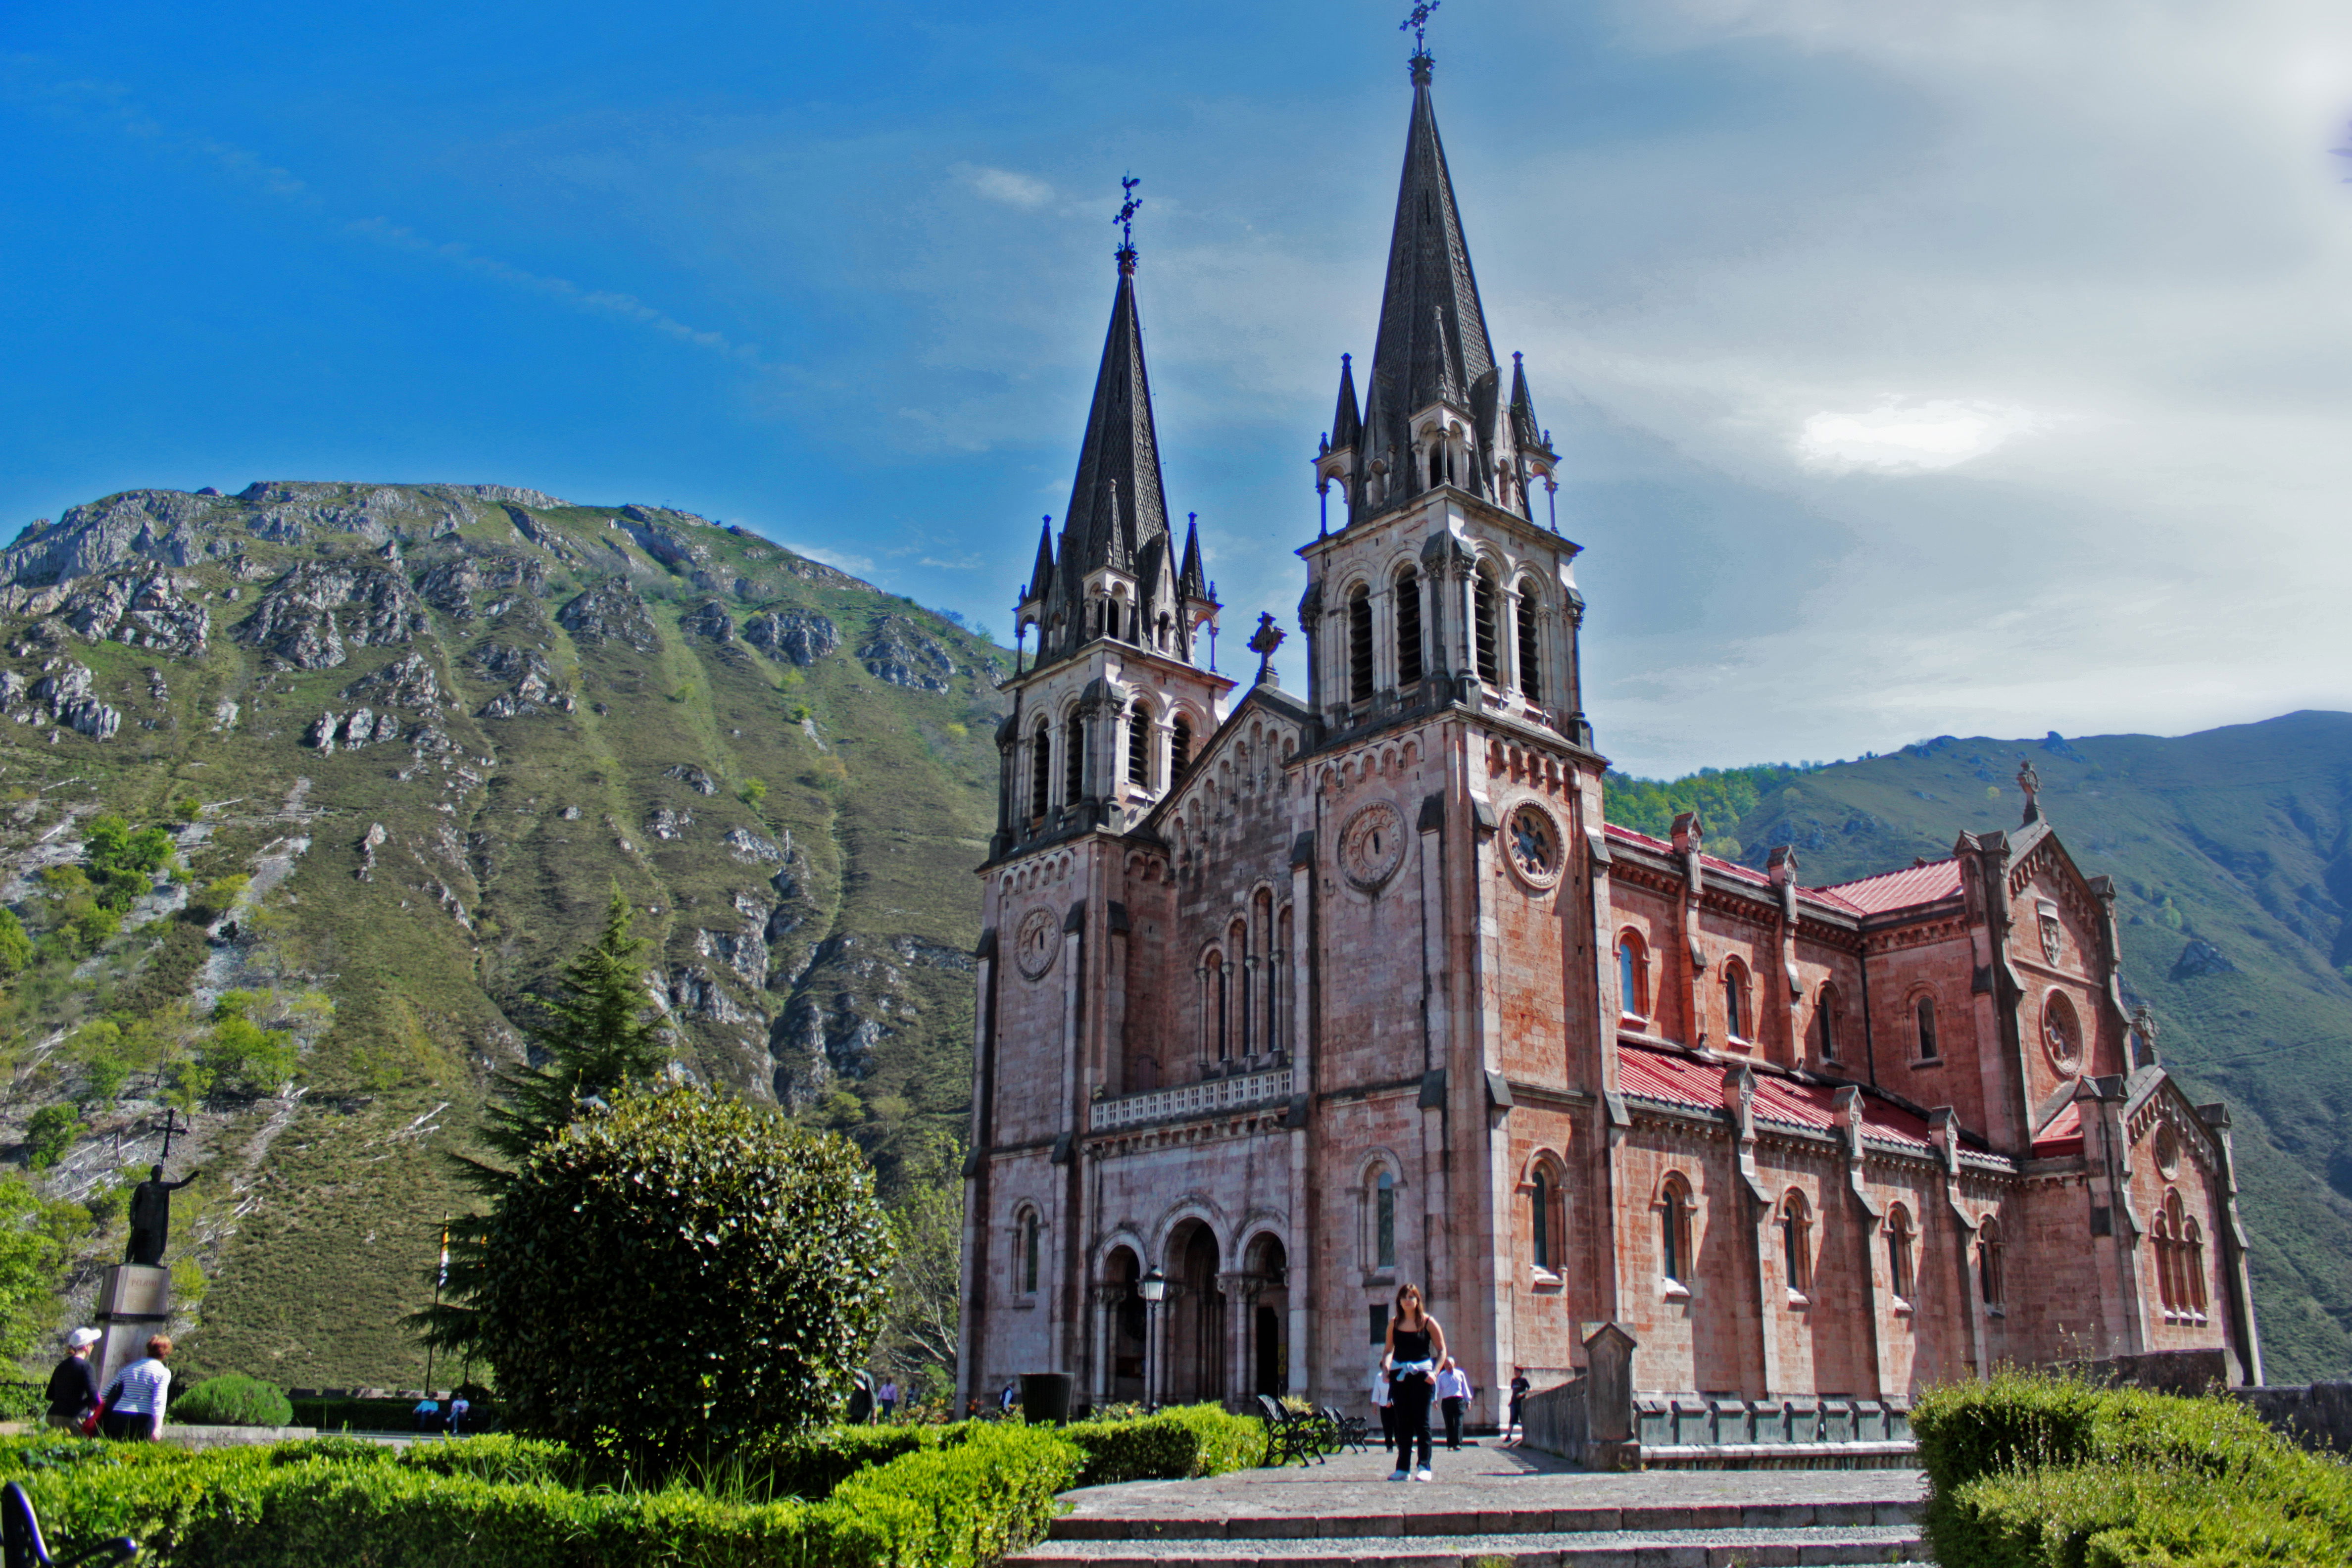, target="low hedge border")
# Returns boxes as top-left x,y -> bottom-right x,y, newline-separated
0,1423 -> 1082,1568
1912,1372 -> 2352,1568
1063,1405 -> 1265,1488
